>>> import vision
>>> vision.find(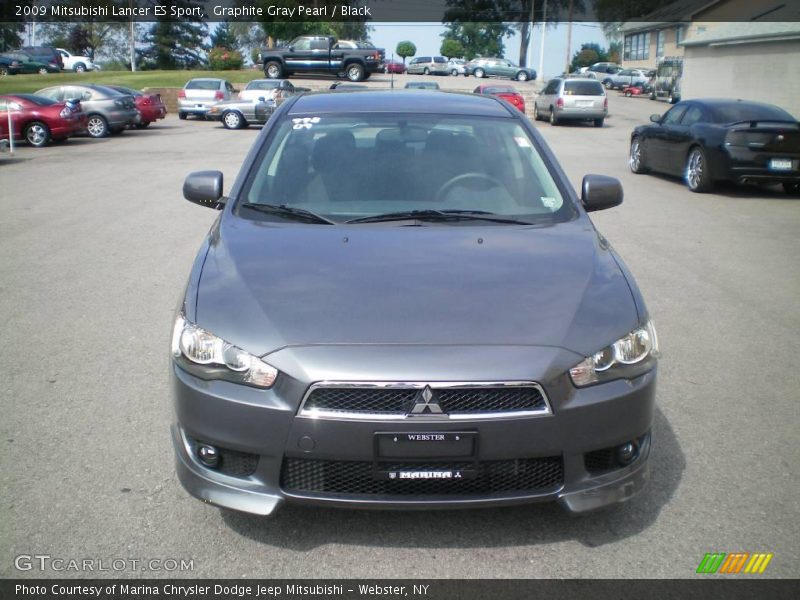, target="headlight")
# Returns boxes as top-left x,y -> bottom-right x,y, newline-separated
569,320 -> 659,387
171,314 -> 277,388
